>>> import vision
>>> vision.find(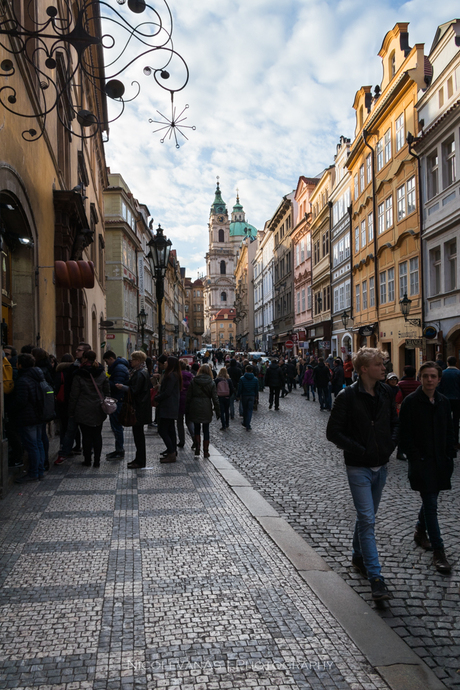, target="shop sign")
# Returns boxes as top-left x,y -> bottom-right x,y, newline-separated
298,330 -> 306,342
359,325 -> 374,336
406,338 -> 423,349
319,340 -> 330,349
106,333 -> 115,339
292,333 -> 298,342
423,326 -> 437,340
